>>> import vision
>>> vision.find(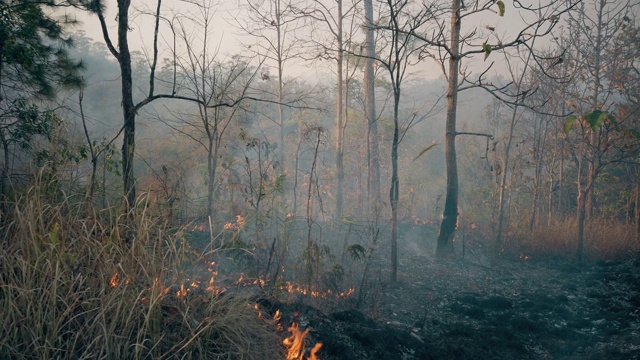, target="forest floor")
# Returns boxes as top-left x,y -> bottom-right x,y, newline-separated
269,241 -> 640,359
